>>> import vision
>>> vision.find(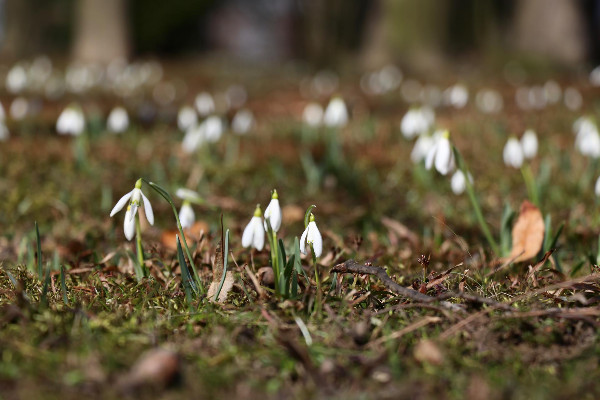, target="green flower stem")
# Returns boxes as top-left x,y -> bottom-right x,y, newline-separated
521,164 -> 539,207
453,146 -> 500,255
268,229 -> 280,294
135,216 -> 146,278
311,243 -> 322,317
145,180 -> 204,294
